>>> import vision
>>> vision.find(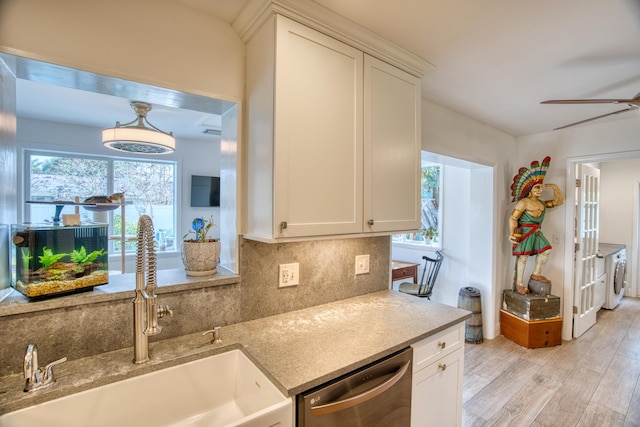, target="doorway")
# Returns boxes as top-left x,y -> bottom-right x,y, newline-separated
563,153 -> 640,339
